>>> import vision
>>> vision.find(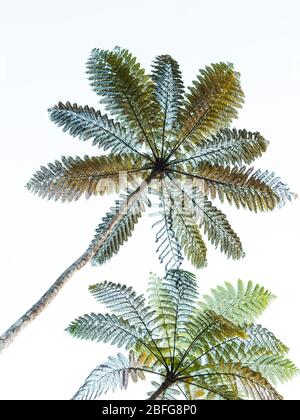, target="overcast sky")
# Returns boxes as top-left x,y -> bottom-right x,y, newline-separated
0,0 -> 299,400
